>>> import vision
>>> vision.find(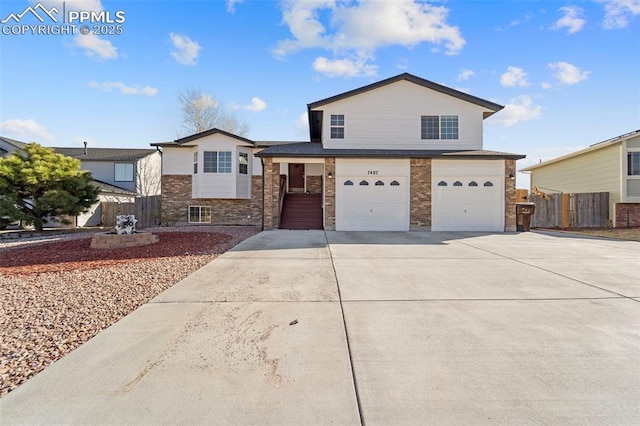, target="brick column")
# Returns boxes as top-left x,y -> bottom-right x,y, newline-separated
324,158 -> 336,230
410,158 -> 431,230
504,159 -> 517,232
263,158 -> 281,230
